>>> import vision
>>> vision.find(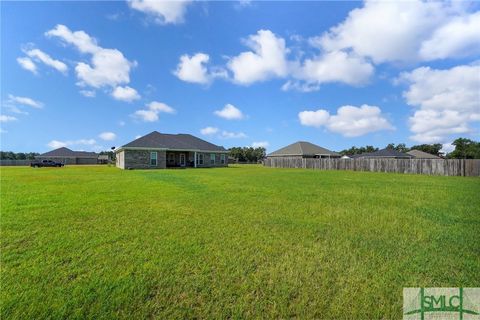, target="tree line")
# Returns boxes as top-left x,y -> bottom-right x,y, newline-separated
228,147 -> 266,163
339,138 -> 480,159
0,151 -> 40,160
